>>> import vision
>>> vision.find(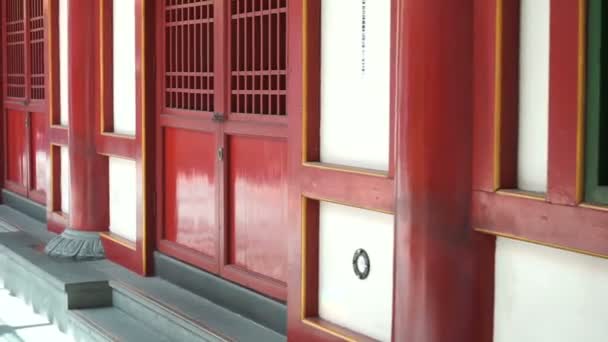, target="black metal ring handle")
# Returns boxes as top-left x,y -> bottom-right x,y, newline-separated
352,248 -> 370,280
